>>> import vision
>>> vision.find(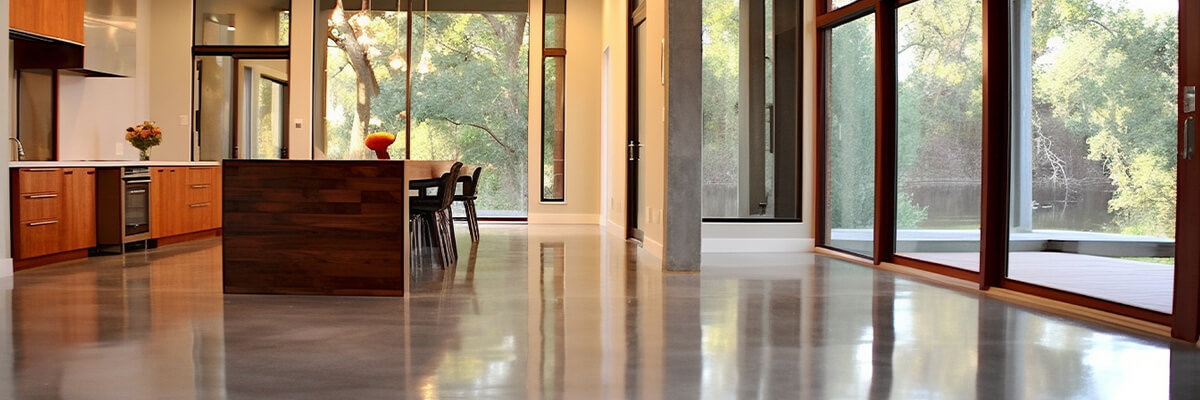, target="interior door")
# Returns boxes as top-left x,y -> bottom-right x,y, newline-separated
628,19 -> 648,241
